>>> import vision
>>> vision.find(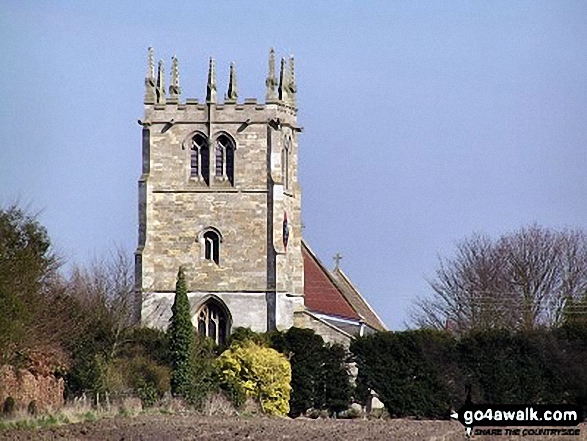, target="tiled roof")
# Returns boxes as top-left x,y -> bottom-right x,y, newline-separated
302,241 -> 361,320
